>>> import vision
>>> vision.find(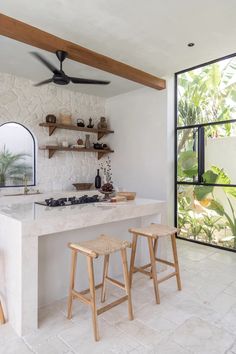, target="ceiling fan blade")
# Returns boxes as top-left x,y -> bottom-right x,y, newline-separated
31,52 -> 60,74
70,77 -> 110,85
34,79 -> 53,87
